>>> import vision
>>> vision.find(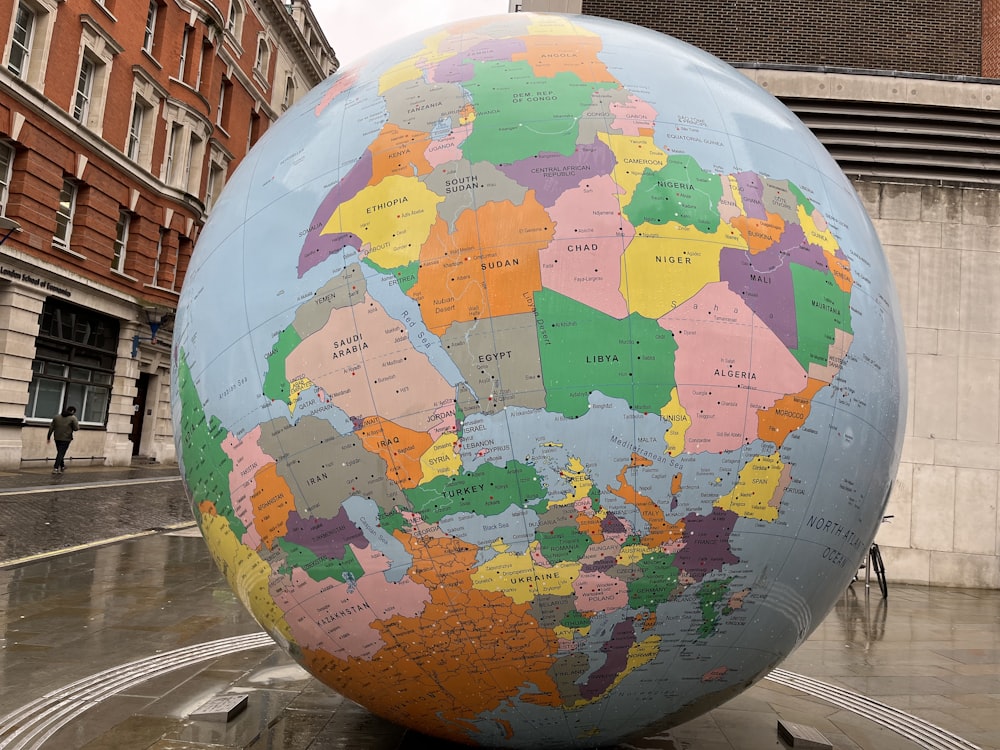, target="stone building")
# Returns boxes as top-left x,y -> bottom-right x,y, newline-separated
515,0 -> 1000,587
0,0 -> 336,468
